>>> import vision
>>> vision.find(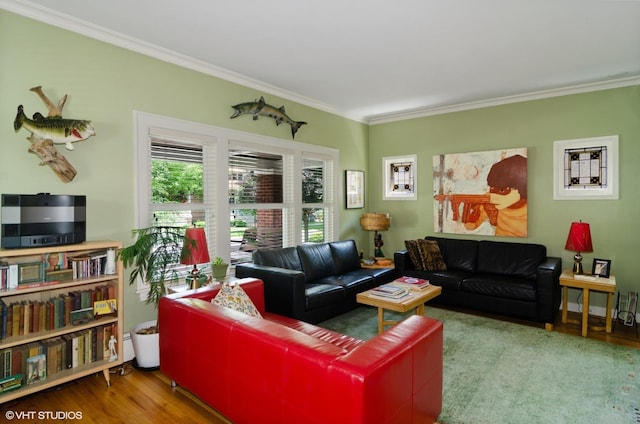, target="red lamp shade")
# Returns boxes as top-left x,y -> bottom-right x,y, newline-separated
564,221 -> 593,253
181,227 -> 210,265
